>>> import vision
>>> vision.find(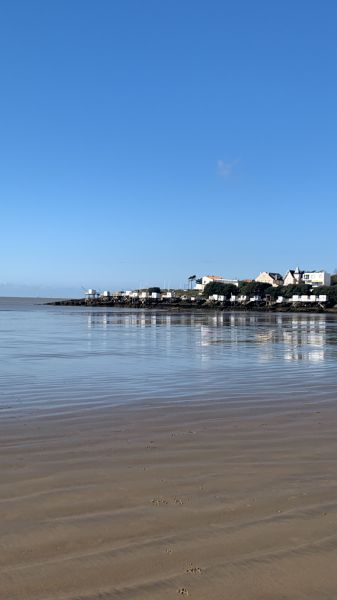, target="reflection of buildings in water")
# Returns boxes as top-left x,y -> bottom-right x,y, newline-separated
85,311 -> 328,363
308,350 -> 325,362
199,320 -> 239,353
282,316 -> 326,362
256,331 -> 276,343
199,325 -> 211,348
211,314 -> 224,327
284,349 -> 325,362
251,315 -> 327,363
229,314 -> 258,328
